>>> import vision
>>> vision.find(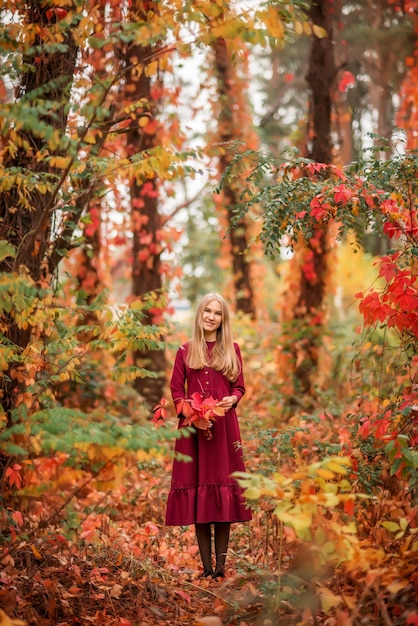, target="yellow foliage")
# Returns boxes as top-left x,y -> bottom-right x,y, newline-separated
136,450 -> 152,463
260,6 -> 284,39
84,132 -> 96,145
49,156 -> 71,170
316,468 -> 336,480
234,455 -> 361,559
57,468 -> 85,485
144,60 -> 158,77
